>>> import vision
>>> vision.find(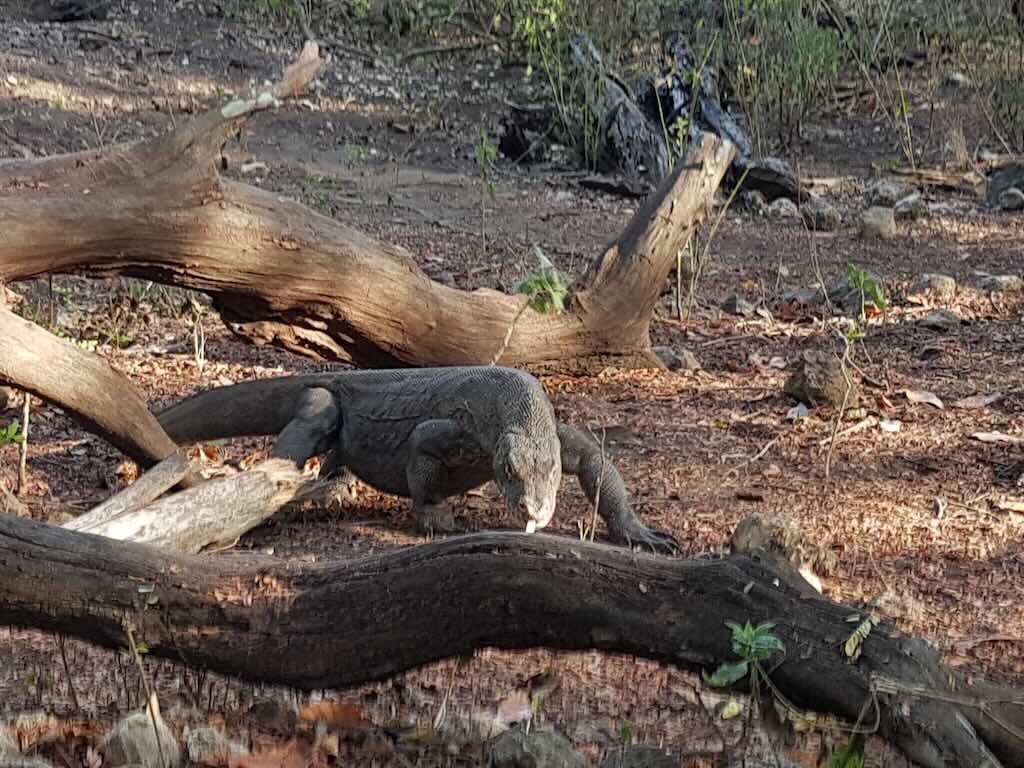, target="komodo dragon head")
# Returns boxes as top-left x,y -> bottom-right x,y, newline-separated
493,433 -> 561,533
